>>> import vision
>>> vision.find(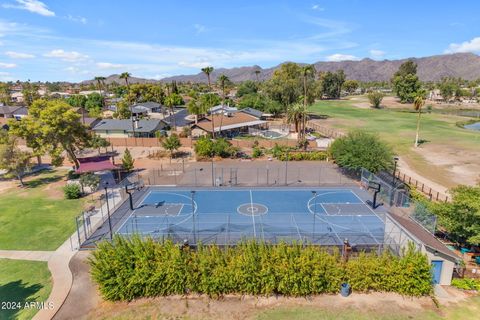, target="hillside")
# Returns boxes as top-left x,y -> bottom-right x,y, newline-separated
81,53 -> 480,84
